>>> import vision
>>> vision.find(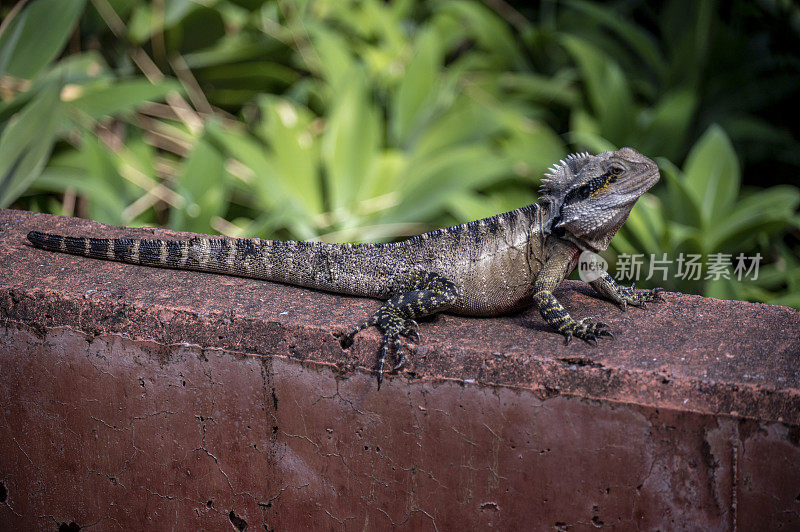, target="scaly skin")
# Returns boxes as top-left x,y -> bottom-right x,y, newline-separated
27,147 -> 663,387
